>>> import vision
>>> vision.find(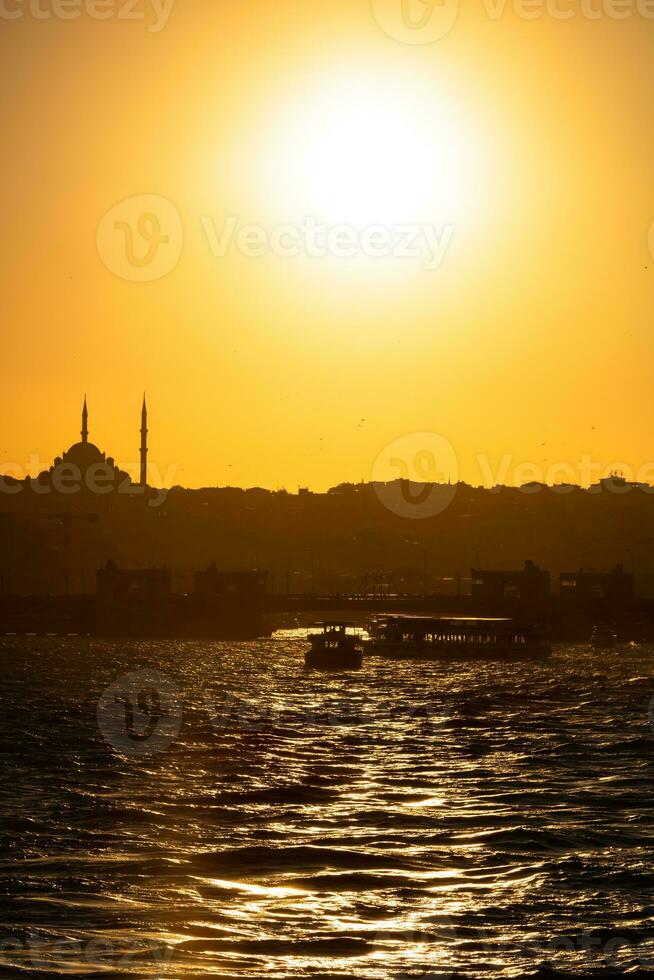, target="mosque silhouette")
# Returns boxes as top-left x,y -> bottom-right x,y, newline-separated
38,397 -> 148,491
